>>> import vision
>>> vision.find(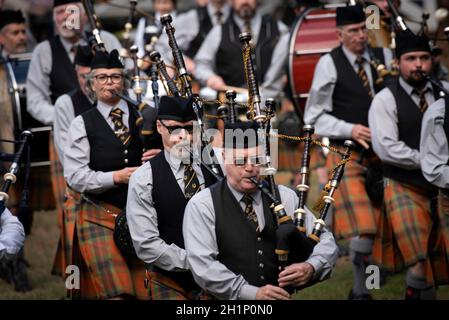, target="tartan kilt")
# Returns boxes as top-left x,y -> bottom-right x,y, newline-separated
438,190 -> 449,259
49,134 -> 67,276
326,151 -> 380,239
372,179 -> 449,286
28,166 -> 55,210
66,190 -> 148,299
146,270 -> 209,300
277,139 -> 326,172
